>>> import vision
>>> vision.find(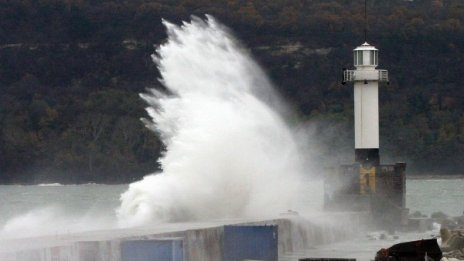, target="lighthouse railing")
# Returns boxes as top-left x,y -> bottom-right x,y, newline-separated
378,70 -> 388,82
343,70 -> 355,82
